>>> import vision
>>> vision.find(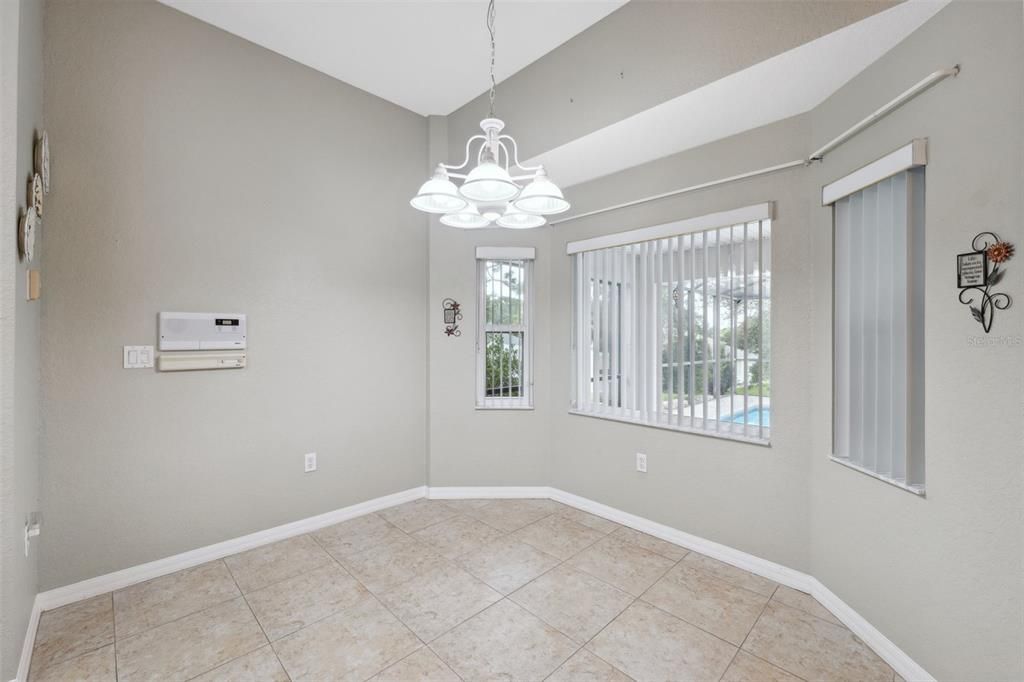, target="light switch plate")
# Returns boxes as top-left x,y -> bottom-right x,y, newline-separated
124,345 -> 154,369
